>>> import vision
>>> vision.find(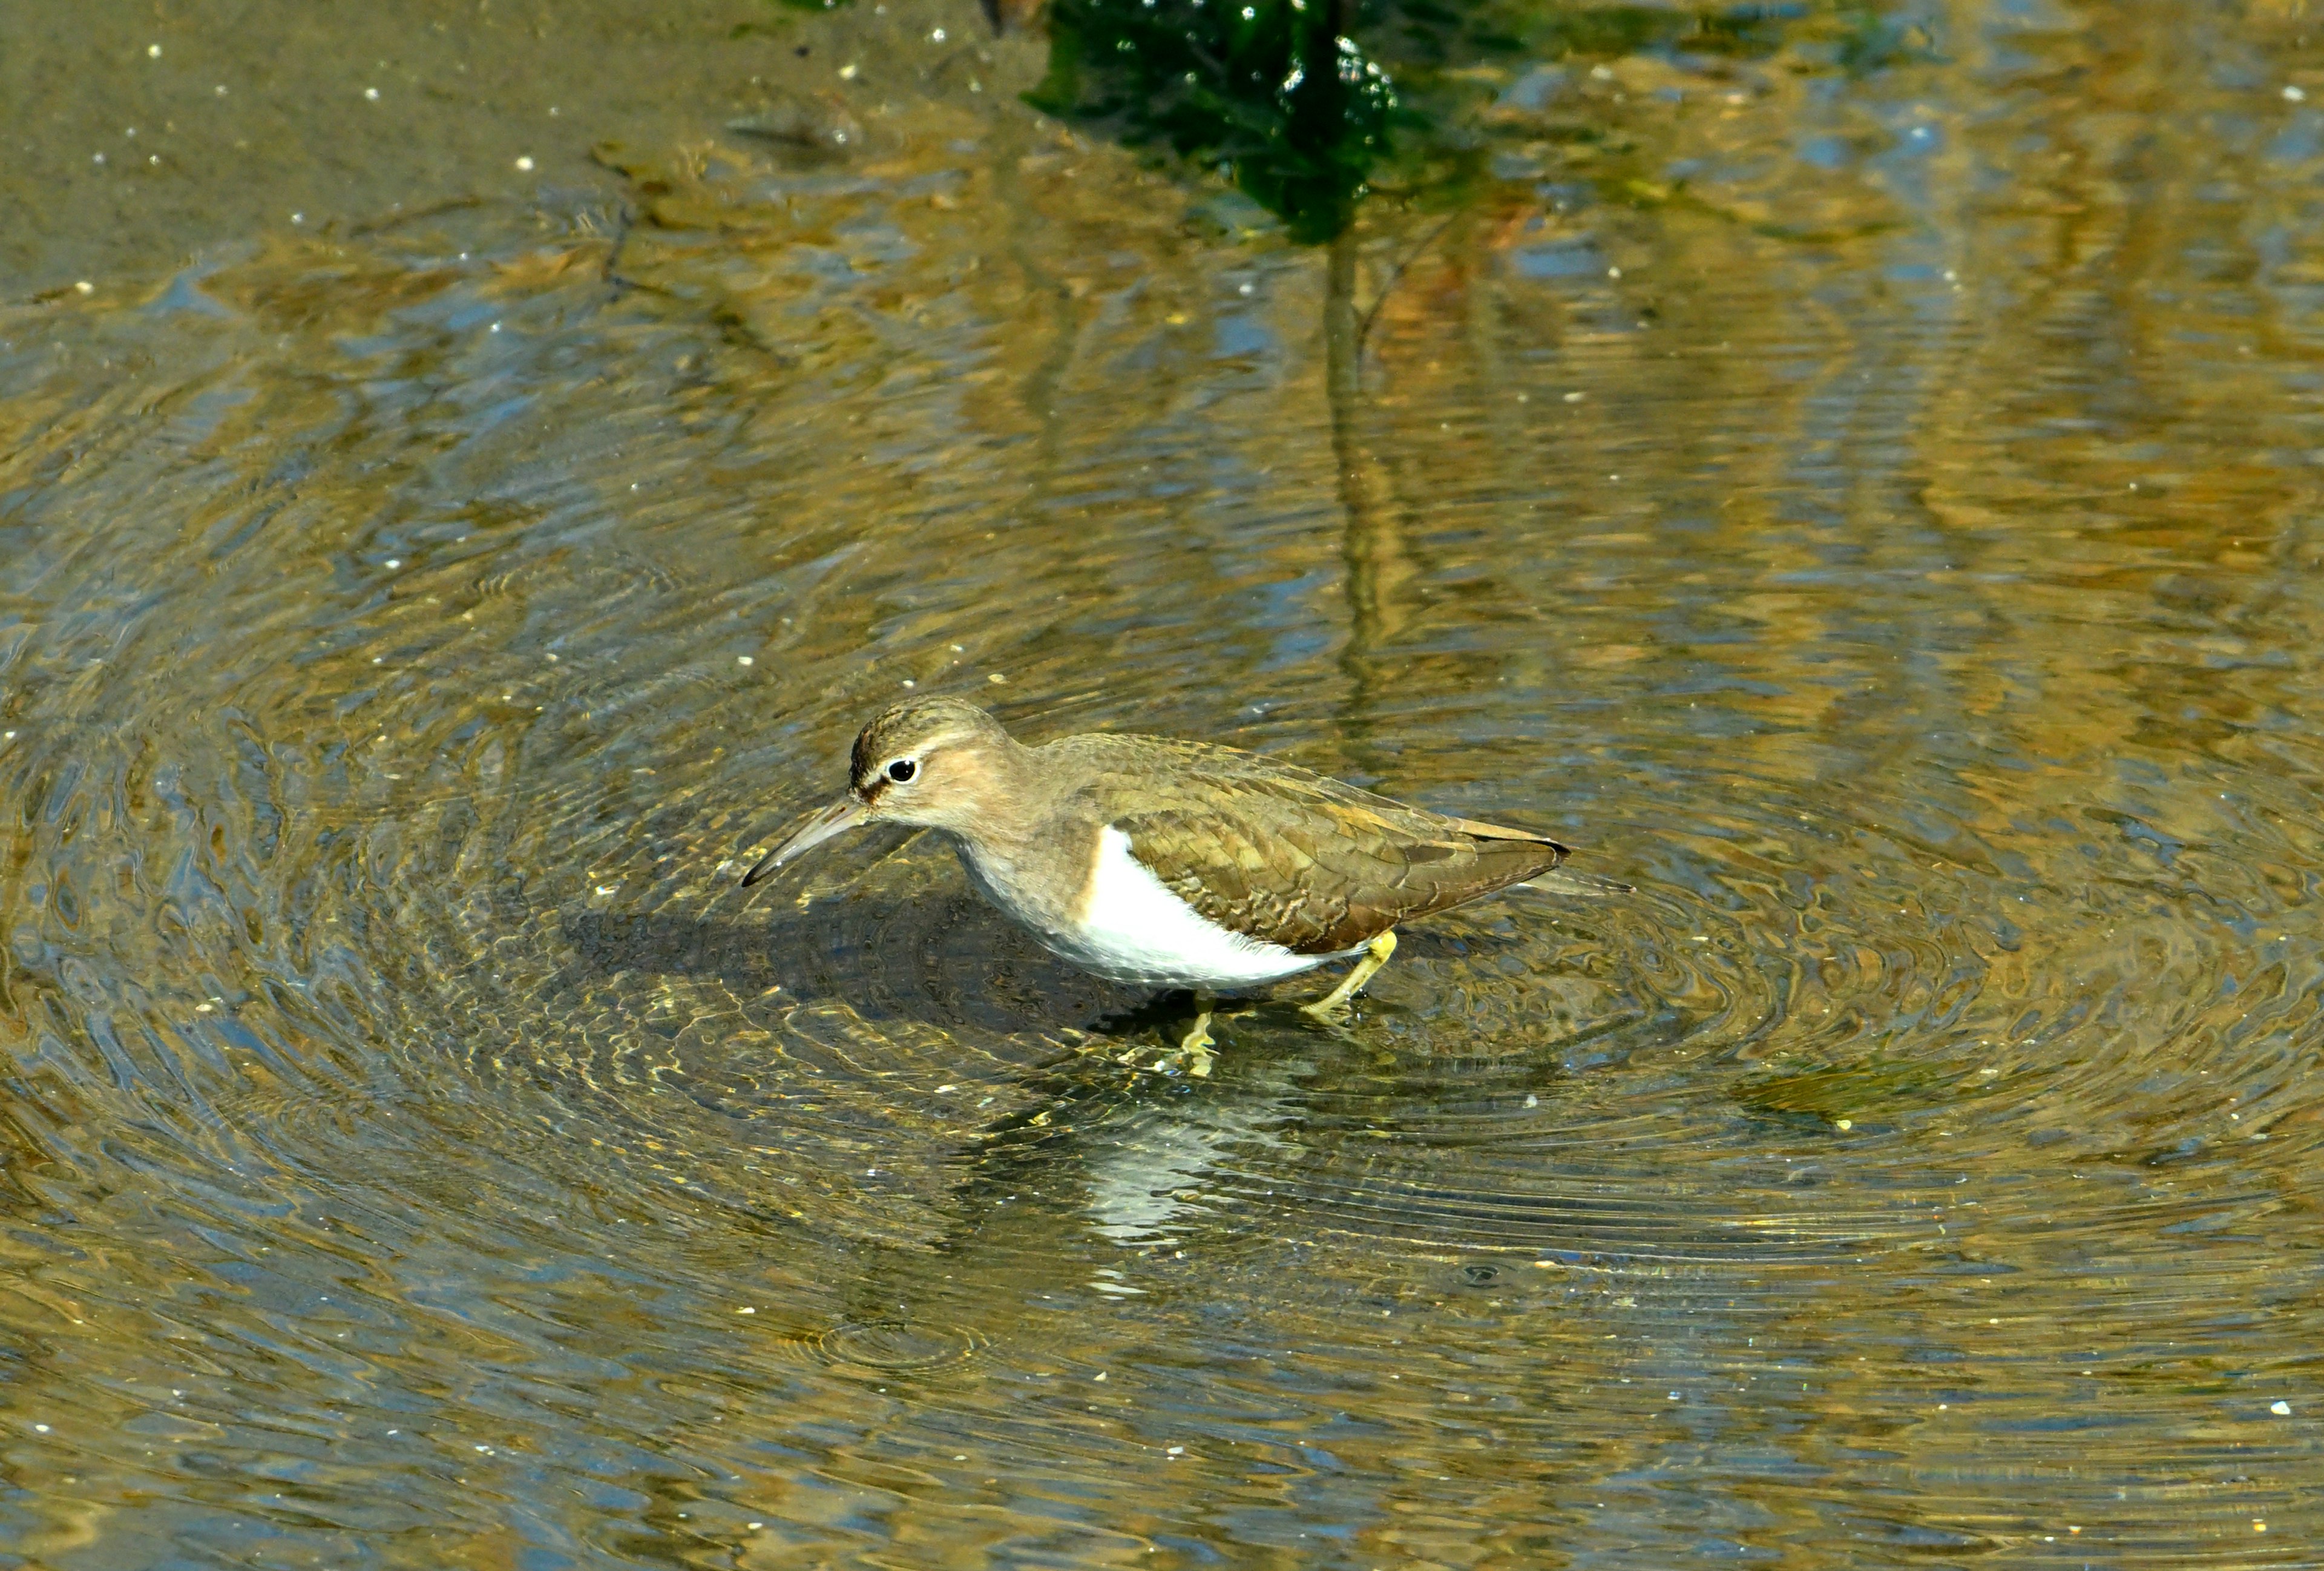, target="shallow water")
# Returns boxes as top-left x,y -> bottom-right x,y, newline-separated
4,0 -> 2323,1564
